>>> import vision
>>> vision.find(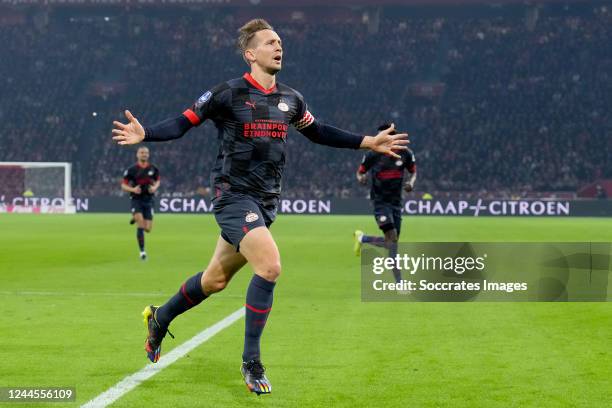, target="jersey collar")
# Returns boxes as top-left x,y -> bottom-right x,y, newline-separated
137,161 -> 149,169
243,72 -> 277,94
